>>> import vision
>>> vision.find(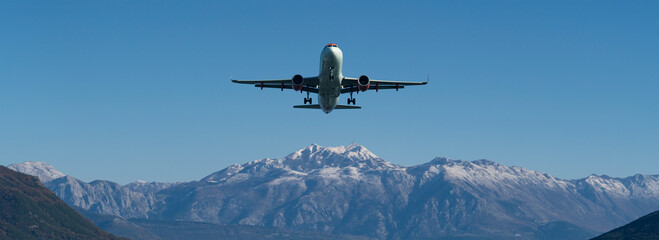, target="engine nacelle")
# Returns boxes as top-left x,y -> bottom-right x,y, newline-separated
358,75 -> 370,91
292,74 -> 304,91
